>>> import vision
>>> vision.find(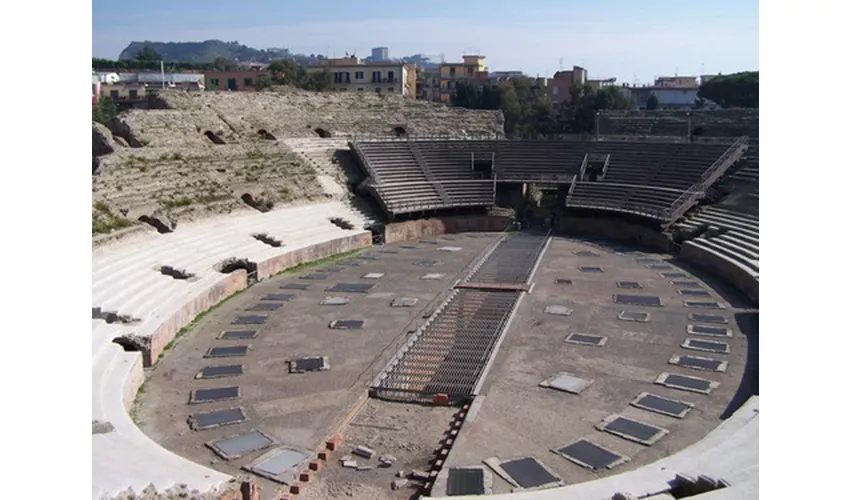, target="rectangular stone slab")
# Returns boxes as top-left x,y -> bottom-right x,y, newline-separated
247,447 -> 310,481
246,302 -> 282,311
553,440 -> 628,470
219,330 -> 258,340
565,333 -> 607,346
326,282 -> 375,293
613,294 -> 662,307
189,386 -> 240,404
232,315 -> 267,325
280,283 -> 311,290
655,372 -> 718,394
206,429 -> 275,460
447,468 -> 486,496
329,319 -> 364,329
618,310 -> 650,322
499,457 -> 560,489
189,407 -> 246,430
205,345 -> 250,358
262,293 -> 296,301
687,324 -> 732,337
597,415 -> 669,445
196,364 -> 244,379
689,313 -> 728,324
670,354 -> 728,372
630,392 -> 694,419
